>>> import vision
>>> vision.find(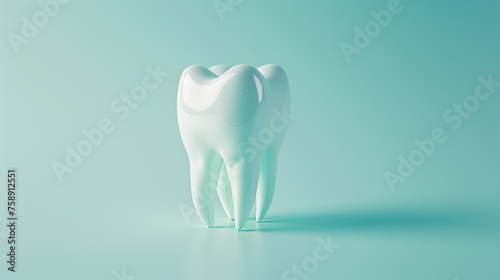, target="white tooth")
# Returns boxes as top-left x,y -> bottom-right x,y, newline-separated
253,75 -> 263,103
177,64 -> 290,230
182,72 -> 237,111
209,65 -> 231,76
216,164 -> 234,220
255,64 -> 290,223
